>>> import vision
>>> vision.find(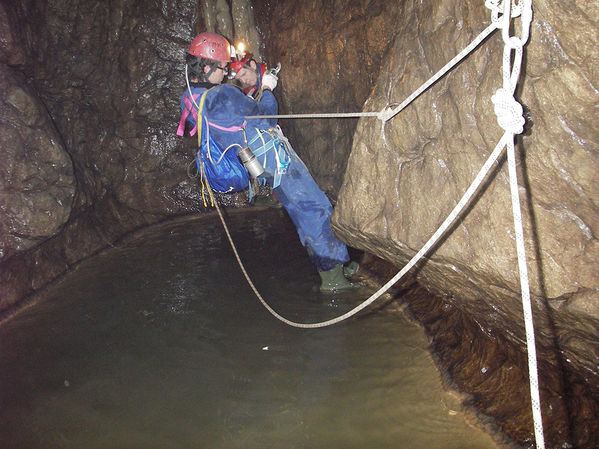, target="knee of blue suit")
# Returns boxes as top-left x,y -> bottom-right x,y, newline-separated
254,136 -> 349,272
